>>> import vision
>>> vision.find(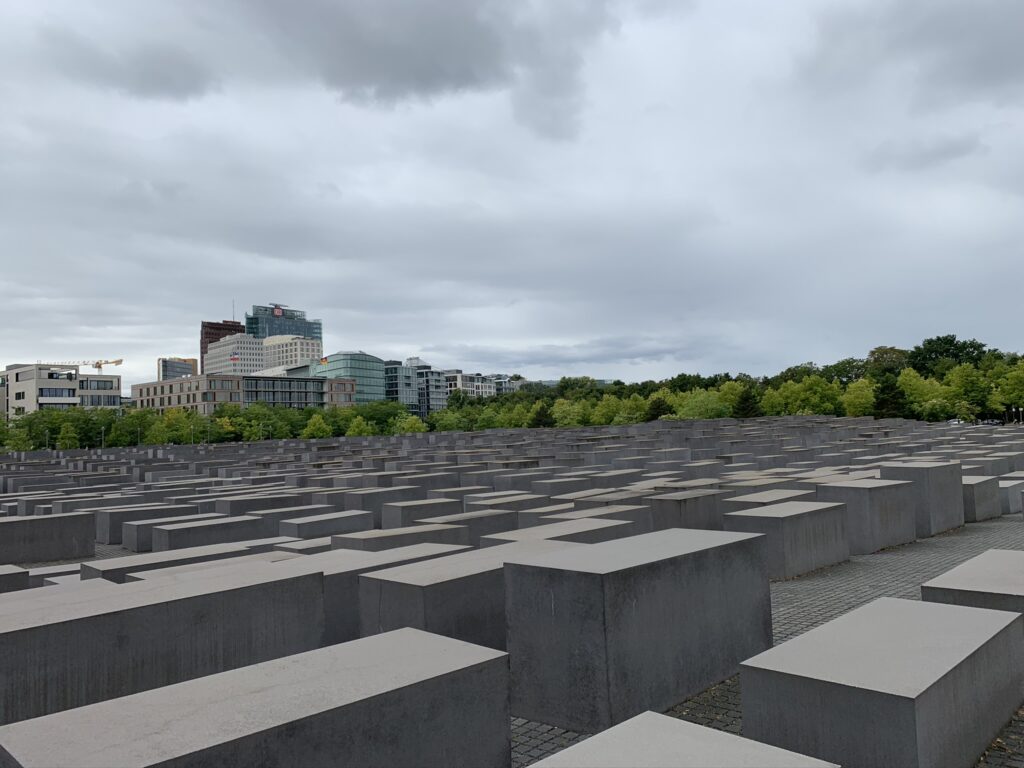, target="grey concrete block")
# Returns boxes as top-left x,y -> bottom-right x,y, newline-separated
723,501 -> 849,580
480,518 -> 637,548
0,568 -> 324,725
815,479 -> 917,555
505,528 -> 772,732
95,504 -> 198,545
0,567 -> 30,595
531,711 -> 836,767
415,509 -> 518,545
961,476 -> 1001,523
121,513 -> 225,552
0,629 -> 510,768
921,549 -> 1024,615
0,513 -> 94,565
997,480 -> 1024,515
331,523 -> 469,552
272,544 -> 469,643
742,597 -> 1024,768
360,540 -> 583,650
151,516 -> 266,551
380,498 -> 462,529
647,490 -> 725,530
879,461 -> 965,537
278,509 -> 374,538
543,504 -> 653,533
